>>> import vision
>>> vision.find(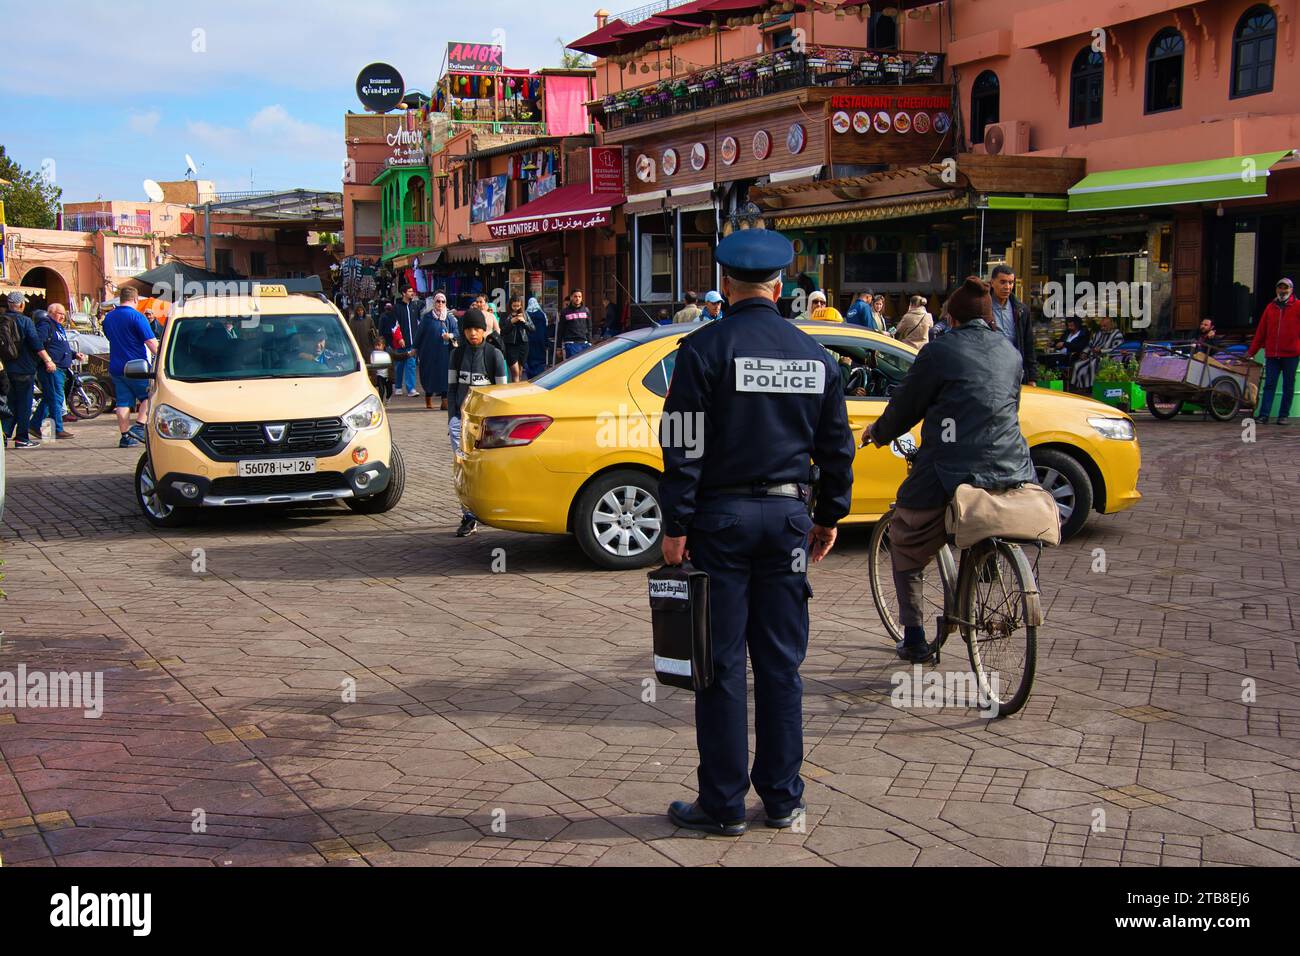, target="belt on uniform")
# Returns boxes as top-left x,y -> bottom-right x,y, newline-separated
704,482 -> 807,500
